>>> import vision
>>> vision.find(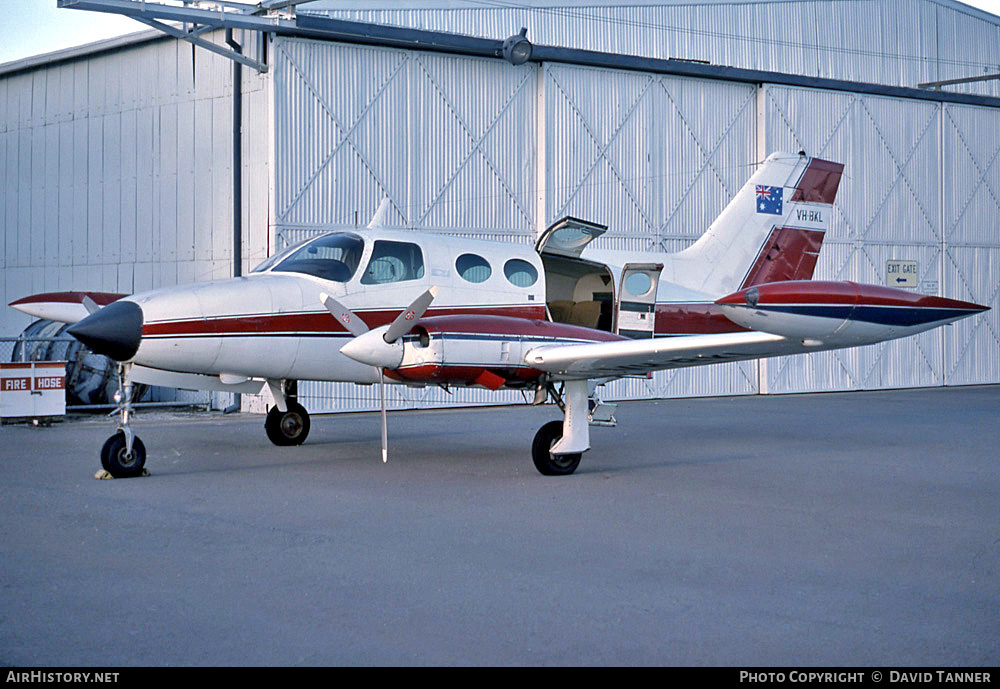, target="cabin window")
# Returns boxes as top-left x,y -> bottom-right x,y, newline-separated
503,259 -> 538,288
268,232 -> 365,282
456,254 -> 492,283
361,240 -> 425,285
624,272 -> 653,297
